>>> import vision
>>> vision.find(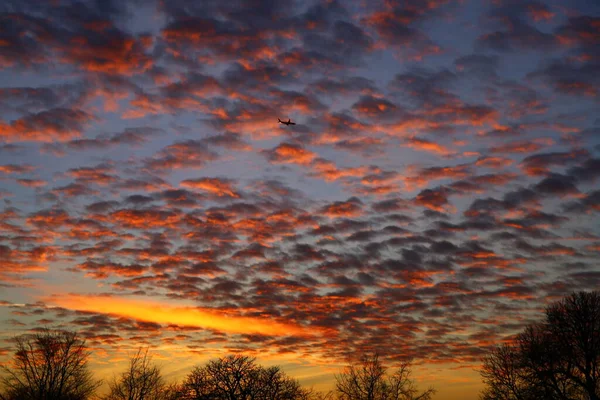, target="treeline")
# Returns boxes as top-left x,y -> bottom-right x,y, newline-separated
1,291 -> 598,400
0,330 -> 434,400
